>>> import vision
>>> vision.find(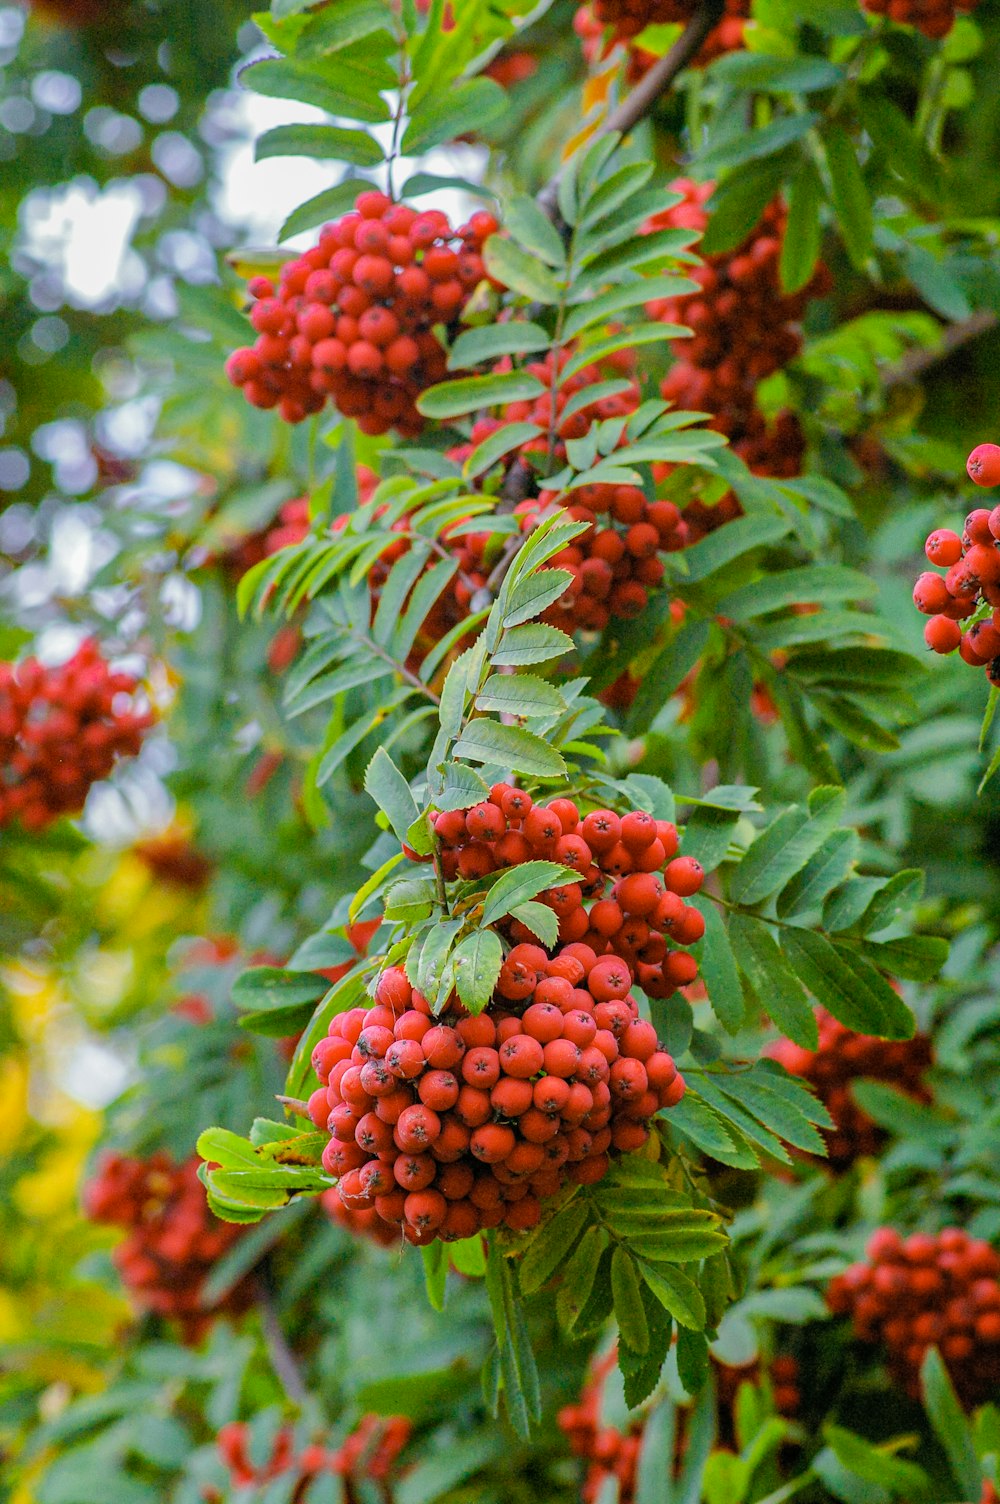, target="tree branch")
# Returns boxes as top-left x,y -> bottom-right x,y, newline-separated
538,0 -> 726,222
255,1271 -> 309,1406
884,308 -> 997,387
